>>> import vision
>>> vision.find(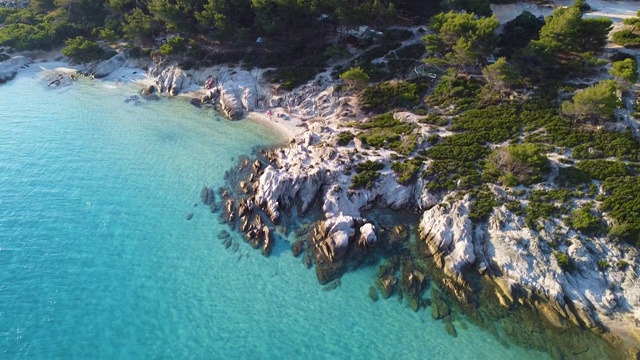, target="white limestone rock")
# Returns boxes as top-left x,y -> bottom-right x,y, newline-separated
324,213 -> 355,259
359,223 -> 377,247
0,56 -> 31,84
92,53 -> 126,79
419,199 -> 475,277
